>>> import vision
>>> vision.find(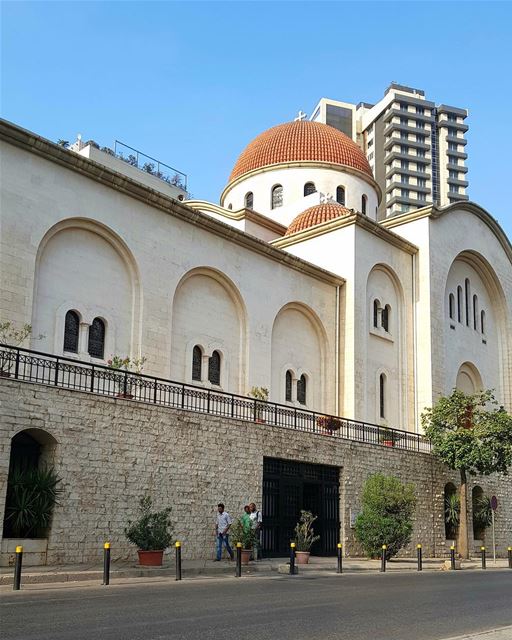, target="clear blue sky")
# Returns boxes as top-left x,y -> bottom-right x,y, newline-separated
2,1 -> 511,239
